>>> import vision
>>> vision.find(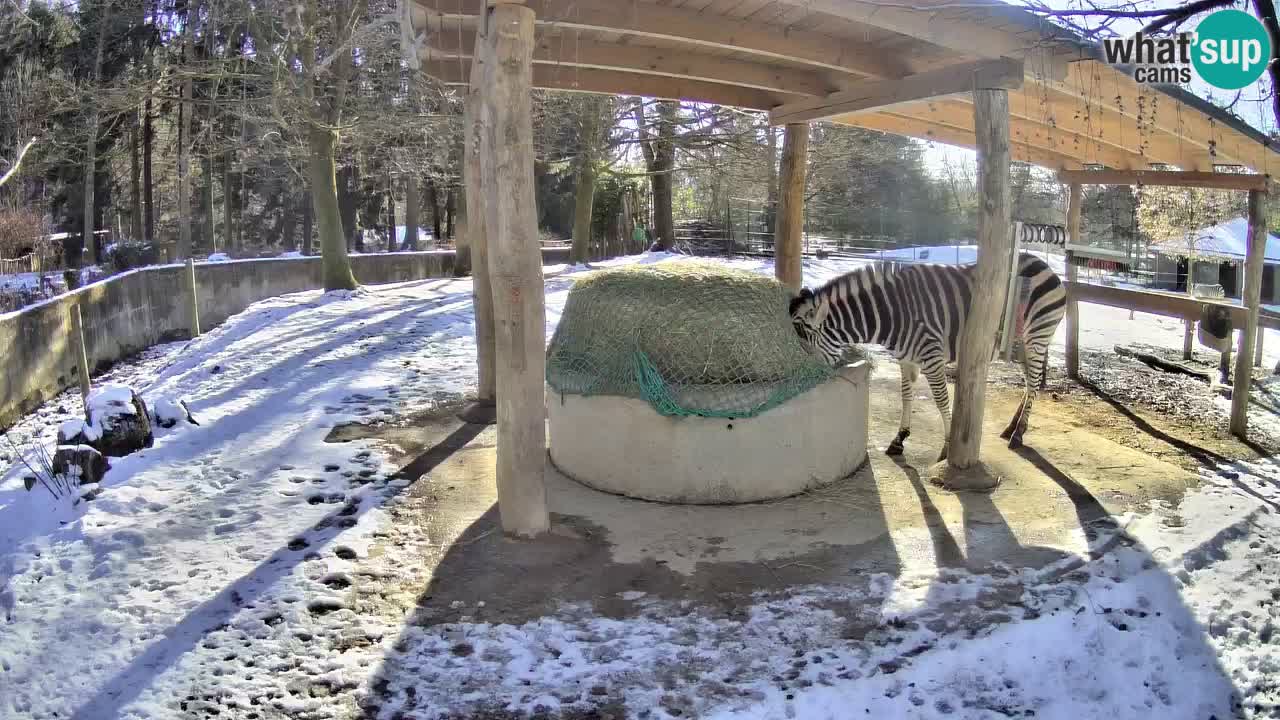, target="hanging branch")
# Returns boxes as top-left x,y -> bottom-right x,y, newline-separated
0,137 -> 35,188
